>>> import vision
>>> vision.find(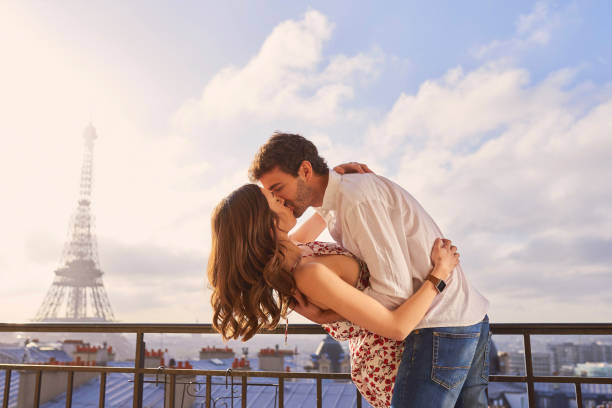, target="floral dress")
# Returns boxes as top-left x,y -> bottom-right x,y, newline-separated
299,241 -> 405,408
